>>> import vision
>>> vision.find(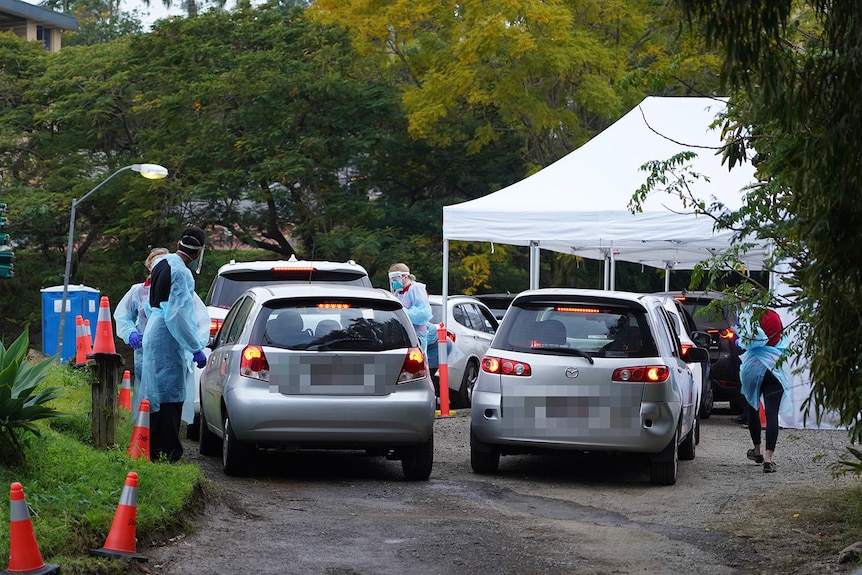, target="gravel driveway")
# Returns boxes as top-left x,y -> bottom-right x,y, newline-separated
142,405 -> 859,575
